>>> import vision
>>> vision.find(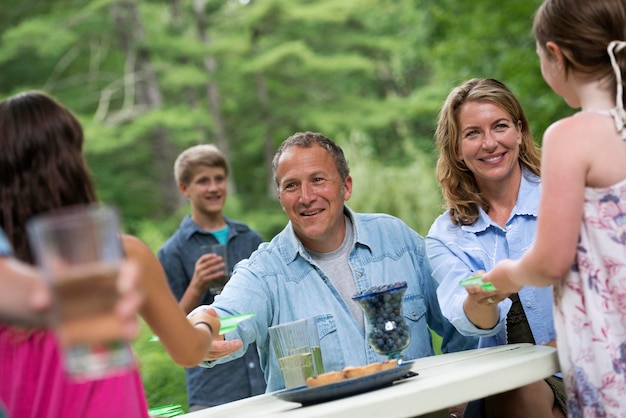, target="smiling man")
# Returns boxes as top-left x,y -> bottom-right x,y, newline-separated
157,144 -> 266,411
192,132 -> 476,394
